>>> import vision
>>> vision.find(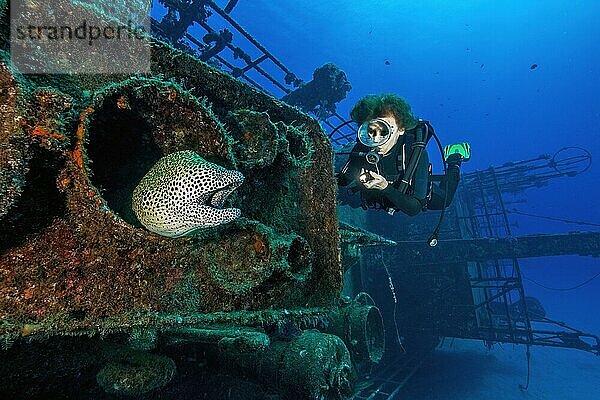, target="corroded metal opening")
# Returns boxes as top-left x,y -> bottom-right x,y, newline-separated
86,95 -> 161,226
363,306 -> 385,363
0,65 -> 68,252
285,126 -> 313,167
77,78 -> 234,225
205,227 -> 275,294
205,224 -> 313,293
325,303 -> 386,364
0,150 -> 66,252
286,236 -> 313,280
